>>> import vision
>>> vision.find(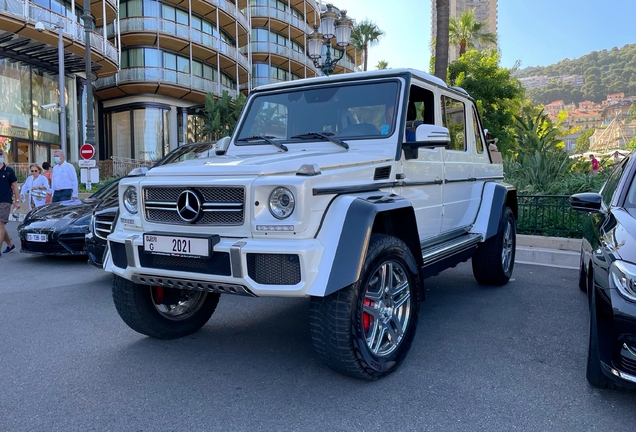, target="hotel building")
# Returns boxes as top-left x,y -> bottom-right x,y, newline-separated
0,0 -> 359,166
